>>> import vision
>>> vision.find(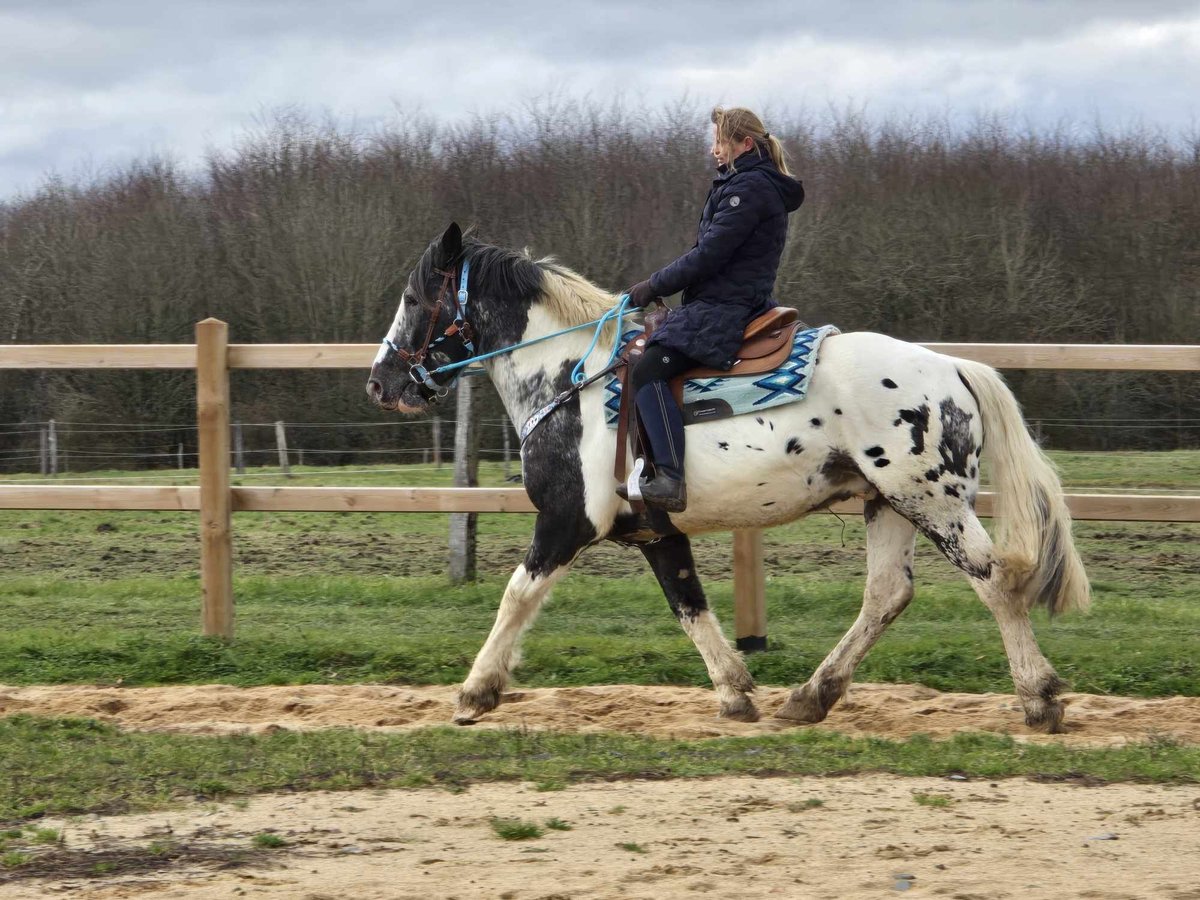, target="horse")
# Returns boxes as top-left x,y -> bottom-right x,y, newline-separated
367,223 -> 1091,732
